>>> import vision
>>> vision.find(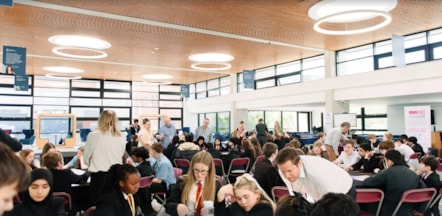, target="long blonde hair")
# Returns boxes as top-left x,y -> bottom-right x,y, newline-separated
181,151 -> 216,205
234,174 -> 276,213
97,110 -> 121,136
